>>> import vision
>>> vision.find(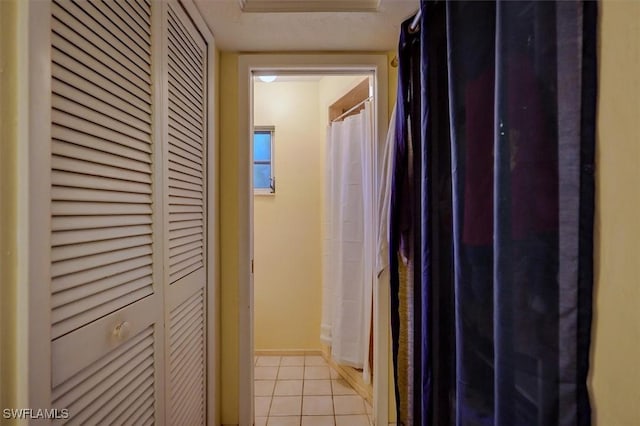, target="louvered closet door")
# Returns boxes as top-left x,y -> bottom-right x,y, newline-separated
49,0 -> 164,423
163,2 -> 208,425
